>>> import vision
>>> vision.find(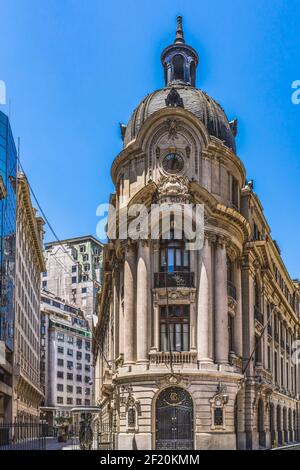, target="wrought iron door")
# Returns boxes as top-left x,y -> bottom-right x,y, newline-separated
156,387 -> 193,450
